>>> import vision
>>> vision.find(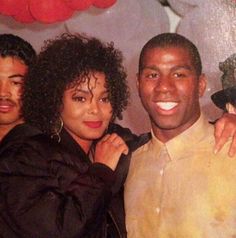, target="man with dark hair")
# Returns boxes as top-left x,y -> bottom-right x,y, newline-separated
0,34 -> 36,141
125,33 -> 236,237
